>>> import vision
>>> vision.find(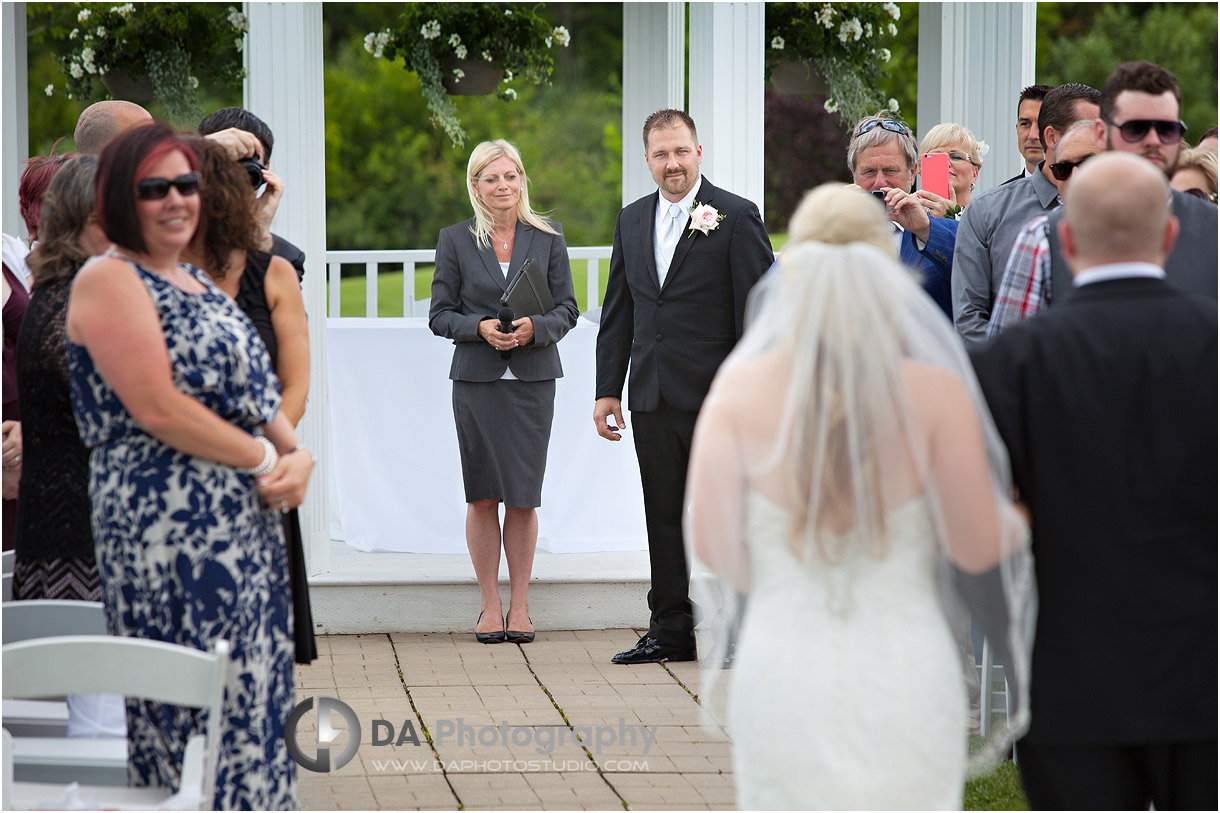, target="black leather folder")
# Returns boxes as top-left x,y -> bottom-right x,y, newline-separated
500,258 -> 554,317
